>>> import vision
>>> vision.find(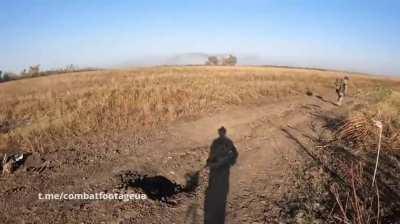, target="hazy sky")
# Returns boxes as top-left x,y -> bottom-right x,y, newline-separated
1,0 -> 399,75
